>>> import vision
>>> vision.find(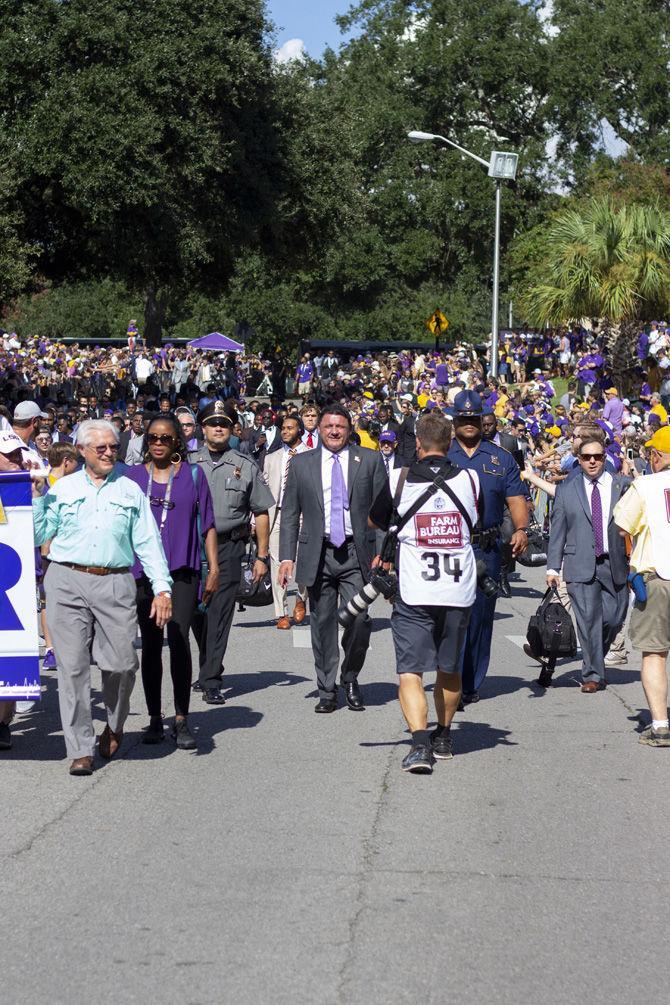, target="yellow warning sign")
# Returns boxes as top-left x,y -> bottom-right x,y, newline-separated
425,310 -> 449,335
